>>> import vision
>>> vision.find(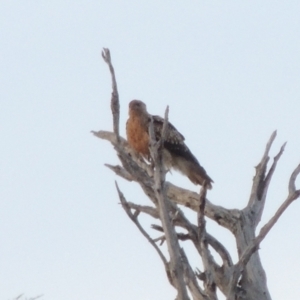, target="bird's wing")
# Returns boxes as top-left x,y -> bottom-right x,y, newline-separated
152,115 -> 185,142
152,115 -> 213,188
152,114 -> 195,160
